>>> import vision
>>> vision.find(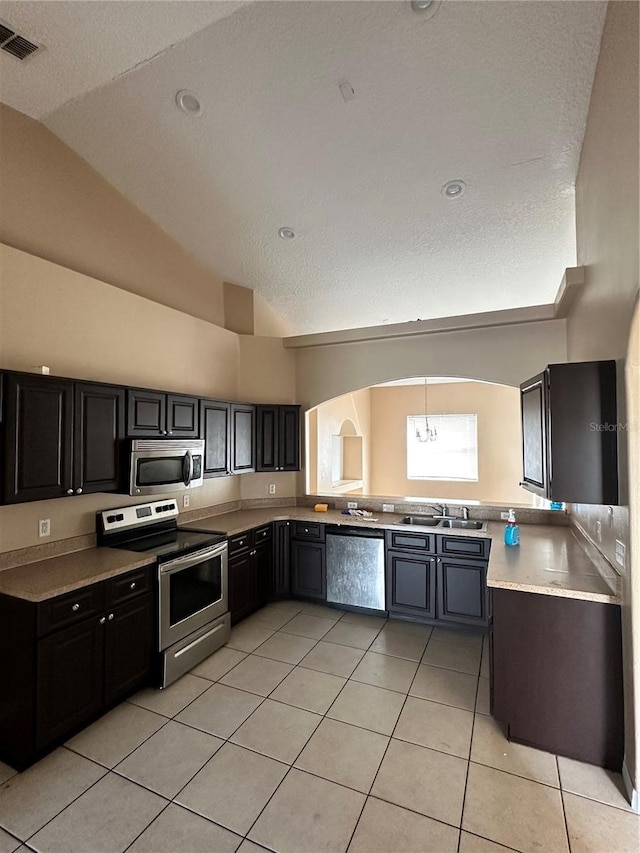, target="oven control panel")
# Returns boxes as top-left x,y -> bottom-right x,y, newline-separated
100,499 -> 179,533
